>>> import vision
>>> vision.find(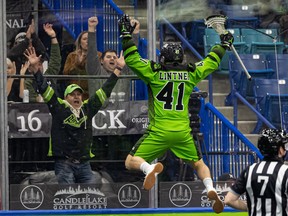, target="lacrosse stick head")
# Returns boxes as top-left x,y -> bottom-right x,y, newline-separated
204,14 -> 227,35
